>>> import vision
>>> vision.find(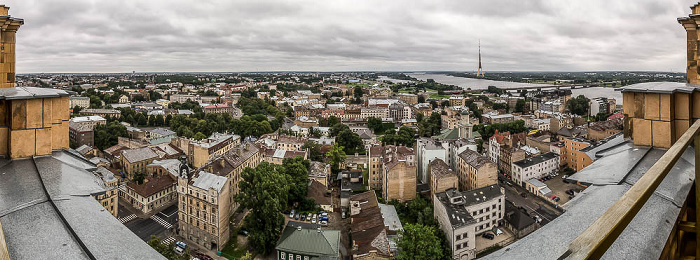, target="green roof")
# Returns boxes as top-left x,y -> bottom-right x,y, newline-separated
433,128 -> 460,140
276,225 -> 340,259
